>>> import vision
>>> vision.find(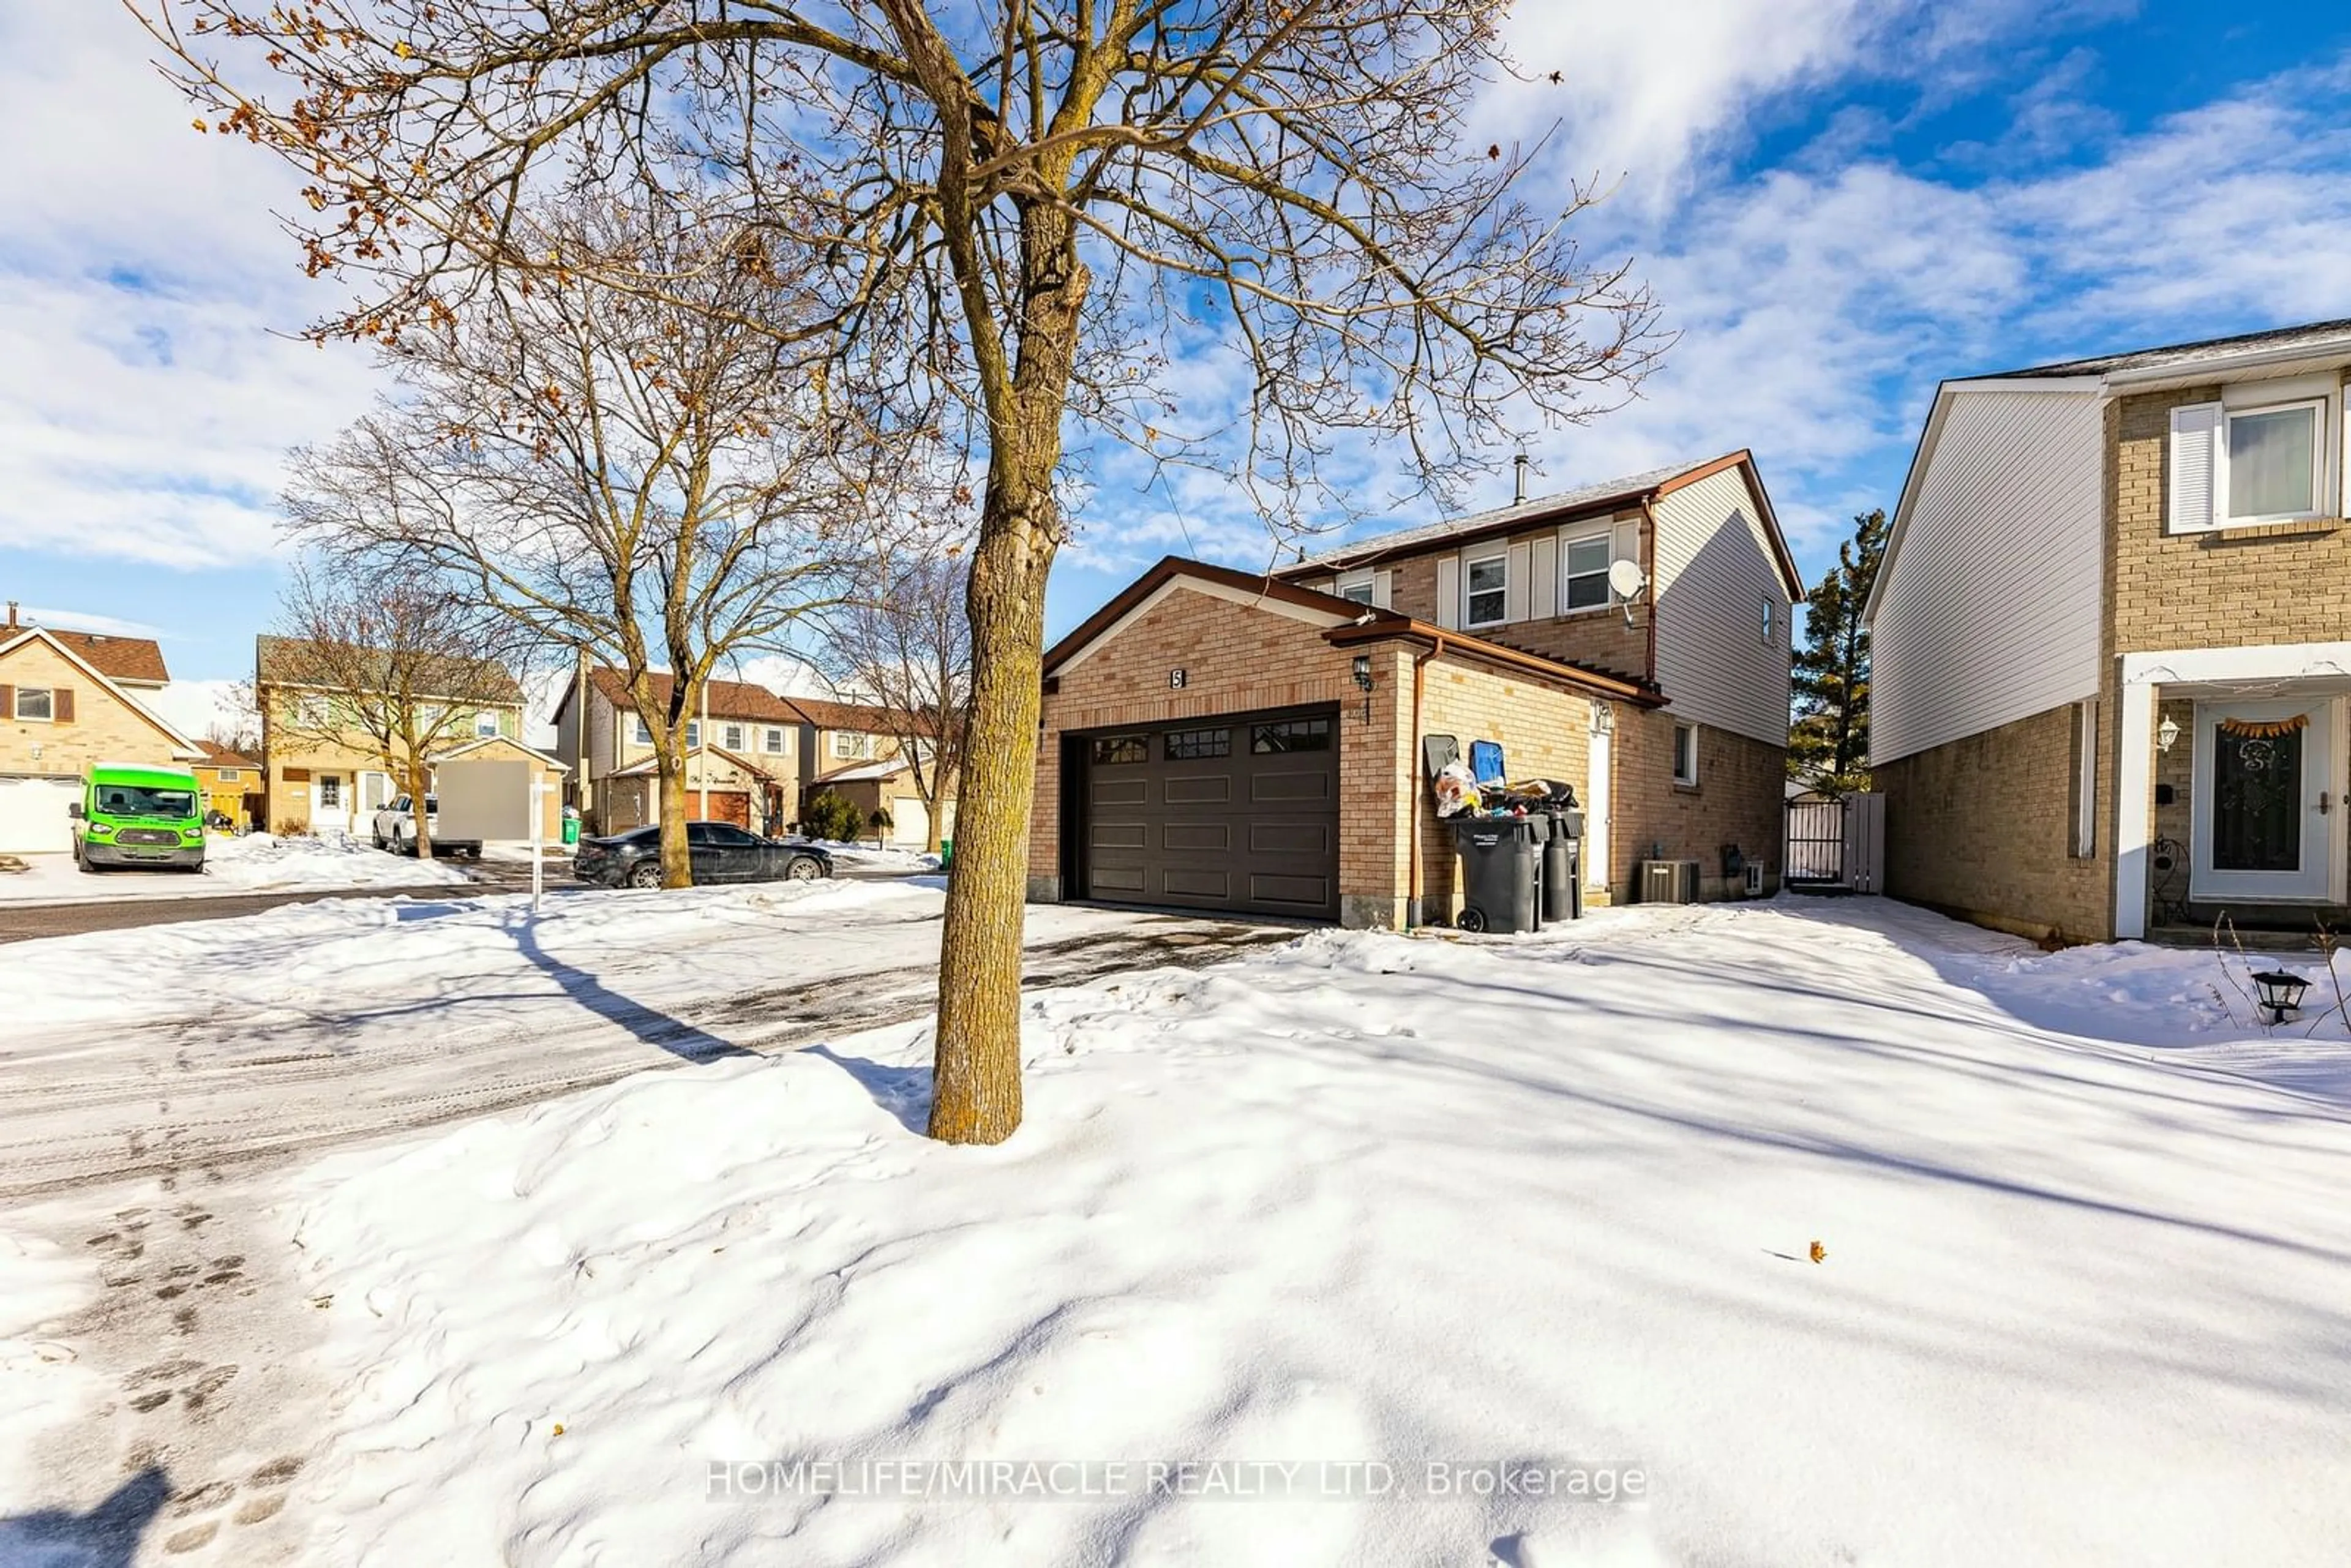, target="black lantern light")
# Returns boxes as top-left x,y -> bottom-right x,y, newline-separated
1351,653 -> 1374,722
2251,969 -> 2311,1025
